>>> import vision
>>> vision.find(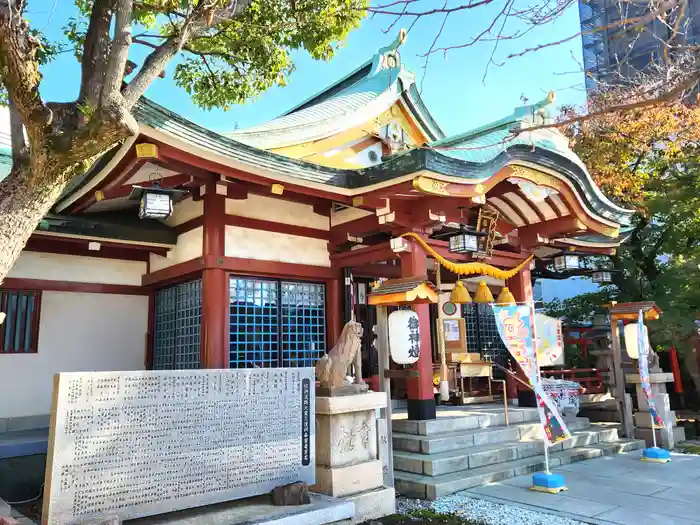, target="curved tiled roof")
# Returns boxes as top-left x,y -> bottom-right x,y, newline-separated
226,67 -> 408,149
226,35 -> 444,149
428,96 -> 633,227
